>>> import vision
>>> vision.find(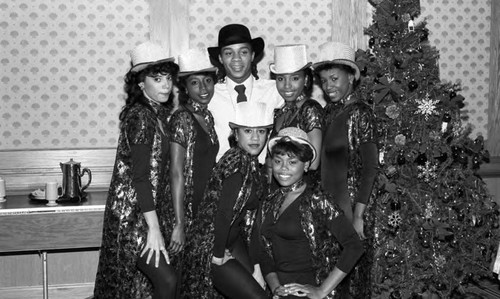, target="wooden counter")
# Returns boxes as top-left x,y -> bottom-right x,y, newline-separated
0,191 -> 107,298
0,191 -> 106,253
